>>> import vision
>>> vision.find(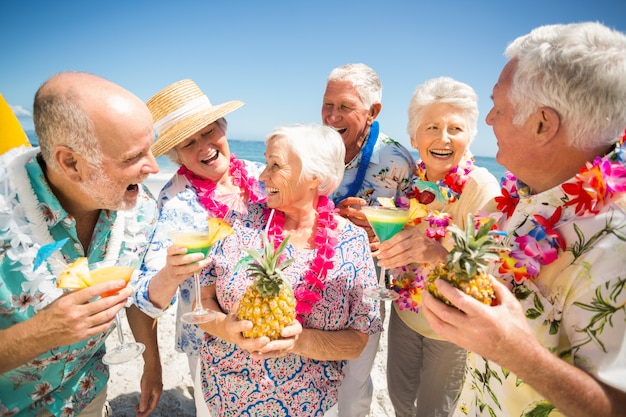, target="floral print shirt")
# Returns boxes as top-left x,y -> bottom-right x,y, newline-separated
133,160 -> 266,359
0,147 -> 157,417
329,130 -> 415,204
453,173 -> 626,416
200,213 -> 382,416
